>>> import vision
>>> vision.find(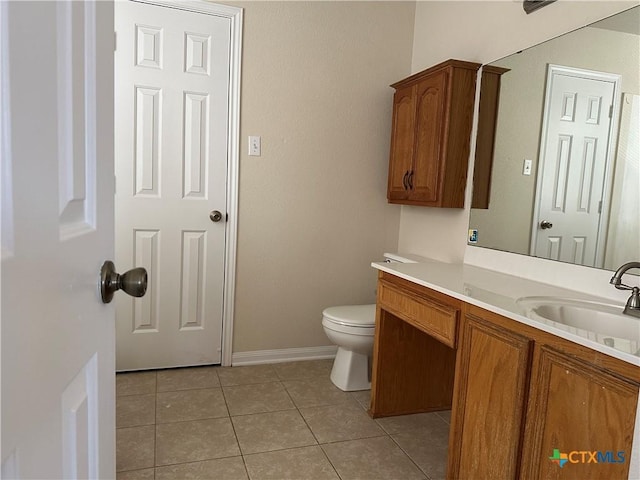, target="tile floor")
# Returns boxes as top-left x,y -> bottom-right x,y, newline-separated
116,359 -> 451,480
